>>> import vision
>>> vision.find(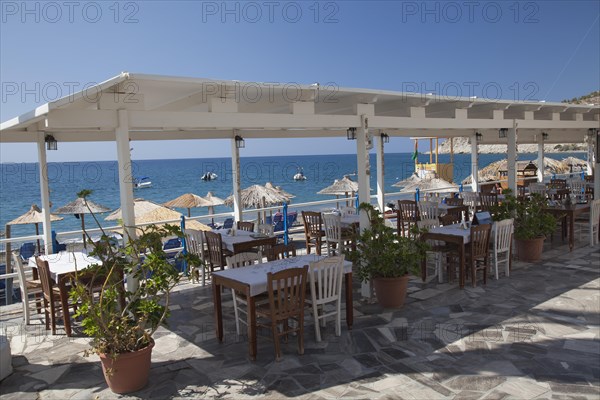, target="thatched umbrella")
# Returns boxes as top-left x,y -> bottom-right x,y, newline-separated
399,176 -> 459,194
461,157 -> 569,184
224,184 -> 293,223
318,175 -> 360,207
561,156 -> 587,173
54,196 -> 112,248
201,191 -> 225,225
392,172 -> 425,188
163,193 -> 211,217
106,199 -> 211,233
7,204 -> 64,253
265,182 -> 295,202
